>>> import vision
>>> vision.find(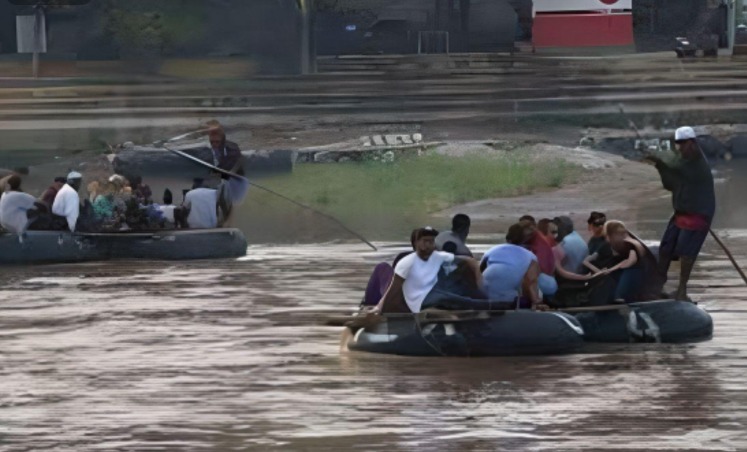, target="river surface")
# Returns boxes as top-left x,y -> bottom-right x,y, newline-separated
2,164 -> 747,451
